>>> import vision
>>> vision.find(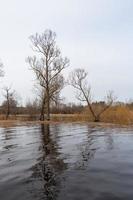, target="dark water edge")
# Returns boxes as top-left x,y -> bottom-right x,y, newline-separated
0,123 -> 133,200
